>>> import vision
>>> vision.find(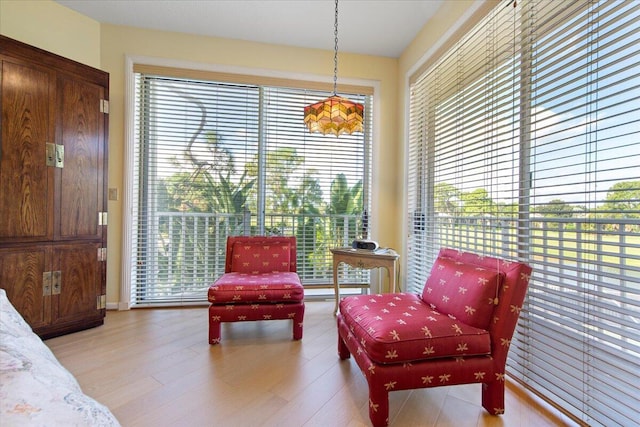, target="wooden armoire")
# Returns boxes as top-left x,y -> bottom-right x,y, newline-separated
0,35 -> 108,338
